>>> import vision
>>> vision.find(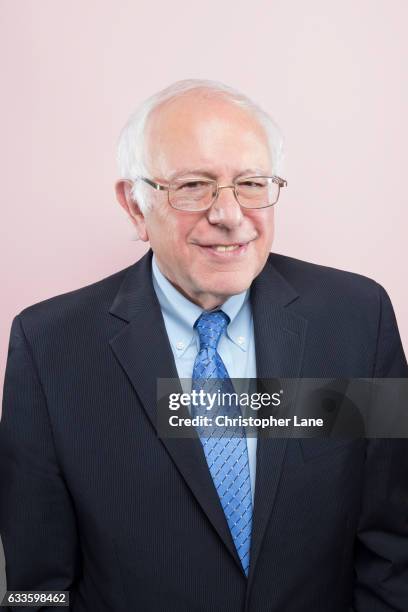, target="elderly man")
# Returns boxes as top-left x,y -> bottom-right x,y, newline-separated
1,79 -> 407,612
